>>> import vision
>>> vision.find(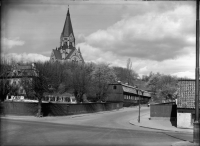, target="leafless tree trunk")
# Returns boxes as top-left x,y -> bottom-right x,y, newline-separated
127,58 -> 132,84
